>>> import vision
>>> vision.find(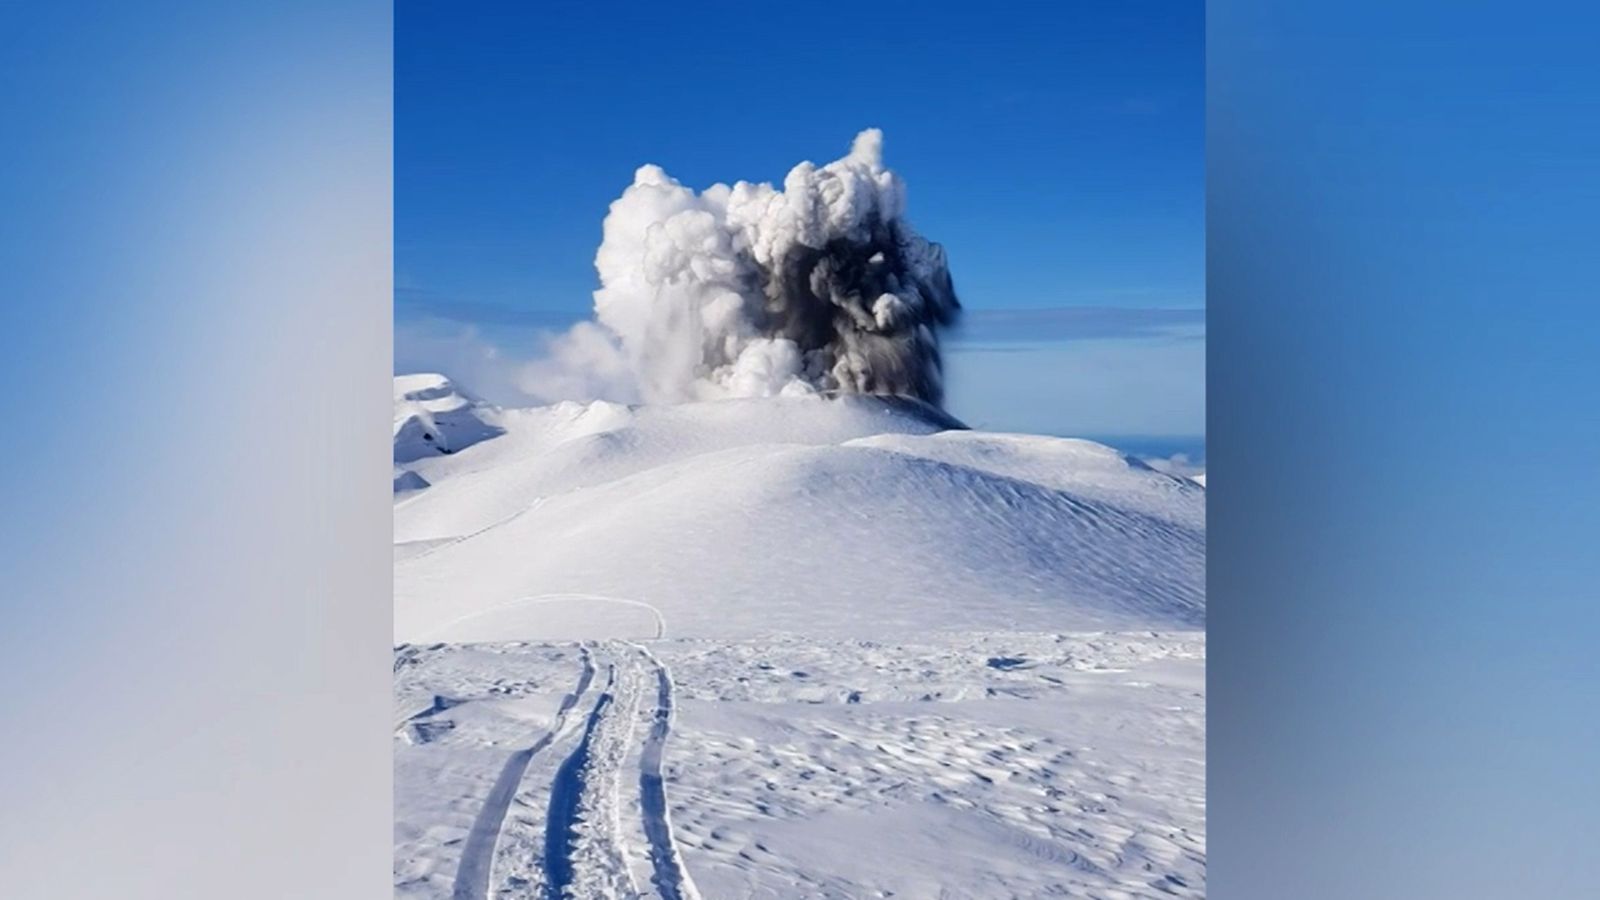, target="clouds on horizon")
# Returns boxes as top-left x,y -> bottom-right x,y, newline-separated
396,302 -> 1205,444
